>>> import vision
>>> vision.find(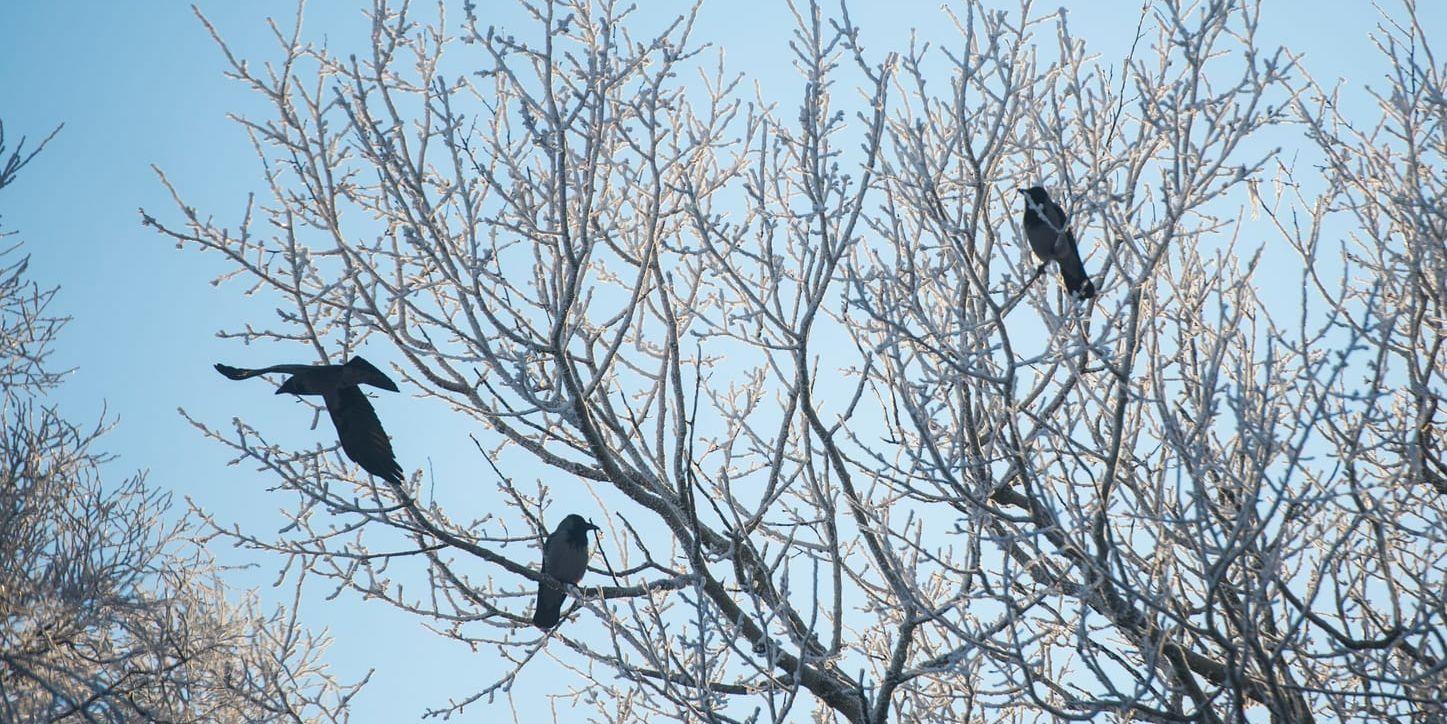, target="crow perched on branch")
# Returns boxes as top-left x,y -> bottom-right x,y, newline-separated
1018,186 -> 1097,300
214,356 -> 404,485
533,514 -> 600,629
